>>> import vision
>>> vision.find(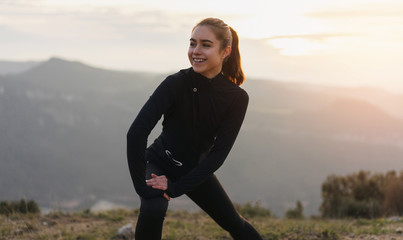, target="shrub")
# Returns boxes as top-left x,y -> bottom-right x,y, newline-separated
0,199 -> 40,216
382,172 -> 403,216
320,170 -> 403,218
341,198 -> 380,219
235,201 -> 272,219
0,201 -> 11,216
285,200 -> 304,219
